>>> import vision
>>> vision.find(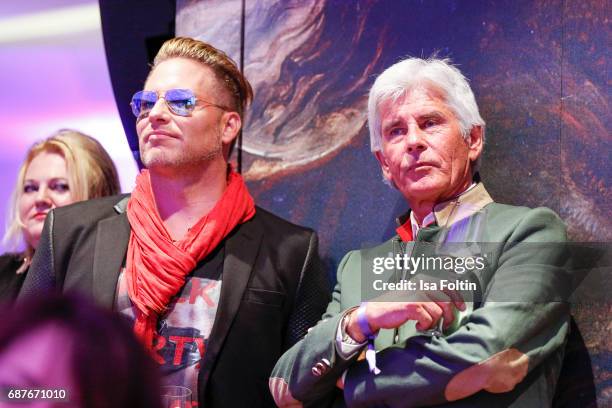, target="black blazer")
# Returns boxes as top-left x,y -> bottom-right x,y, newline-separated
0,253 -> 28,303
20,194 -> 330,407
